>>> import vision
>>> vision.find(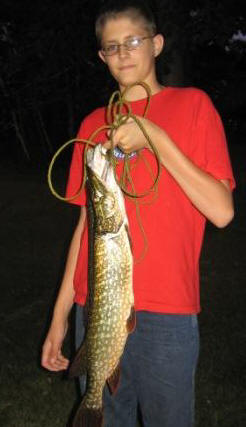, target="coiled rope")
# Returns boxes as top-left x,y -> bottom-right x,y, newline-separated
47,81 -> 161,201
47,81 -> 162,261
